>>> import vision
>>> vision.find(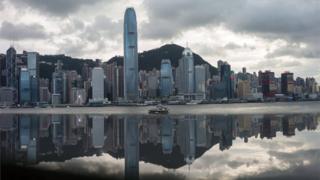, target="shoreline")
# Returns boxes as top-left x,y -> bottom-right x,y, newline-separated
1,101 -> 320,115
